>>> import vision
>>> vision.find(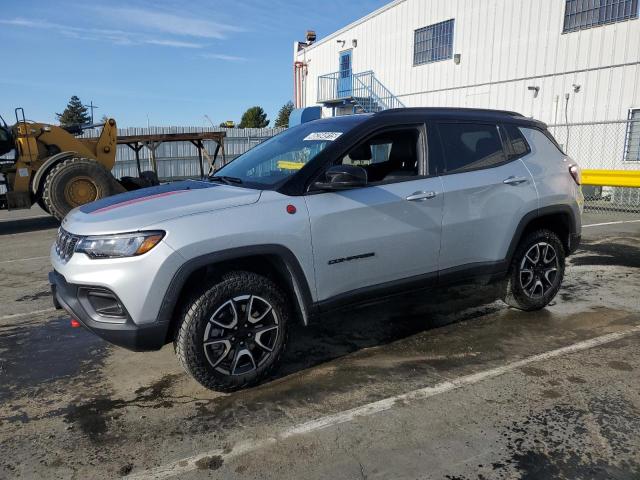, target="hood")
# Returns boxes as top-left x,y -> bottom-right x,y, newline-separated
63,180 -> 261,235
